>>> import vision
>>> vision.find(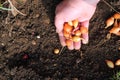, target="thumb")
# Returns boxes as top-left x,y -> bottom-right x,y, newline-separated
55,15 -> 64,33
